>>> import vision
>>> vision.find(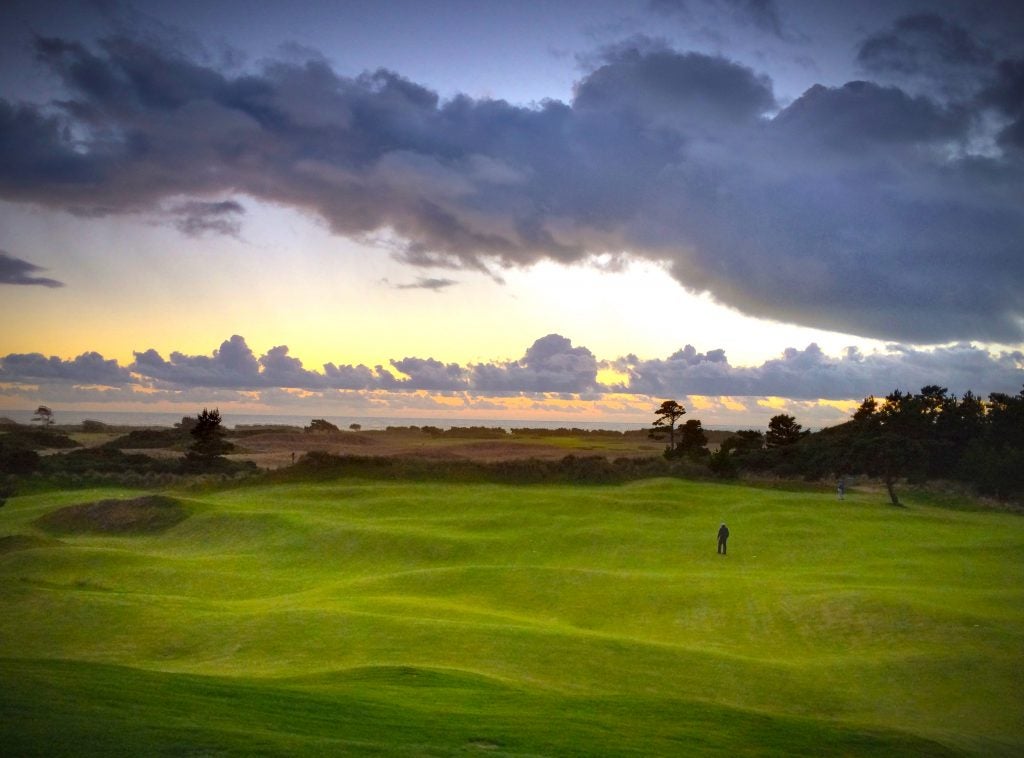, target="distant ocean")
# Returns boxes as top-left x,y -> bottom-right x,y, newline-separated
0,409 -> 671,432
